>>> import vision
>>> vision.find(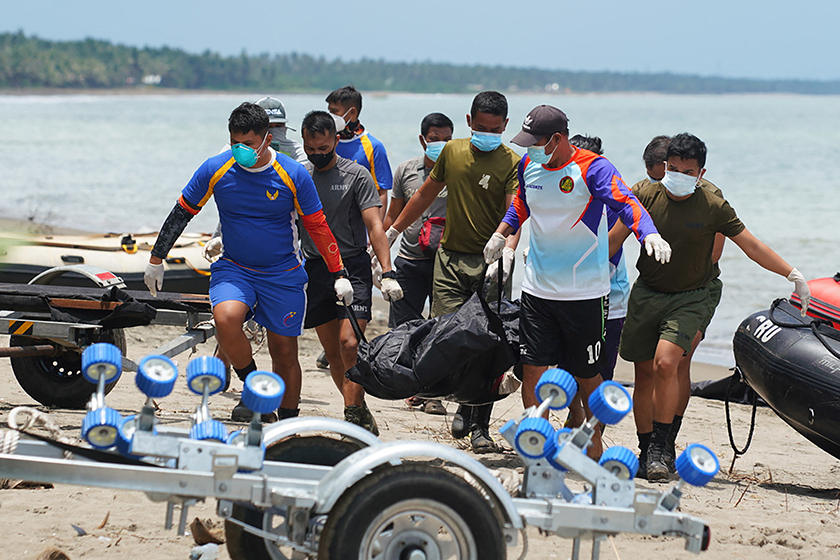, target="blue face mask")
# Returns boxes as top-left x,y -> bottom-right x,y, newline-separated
231,132 -> 268,168
424,141 -> 447,162
470,130 -> 502,152
527,139 -> 555,165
